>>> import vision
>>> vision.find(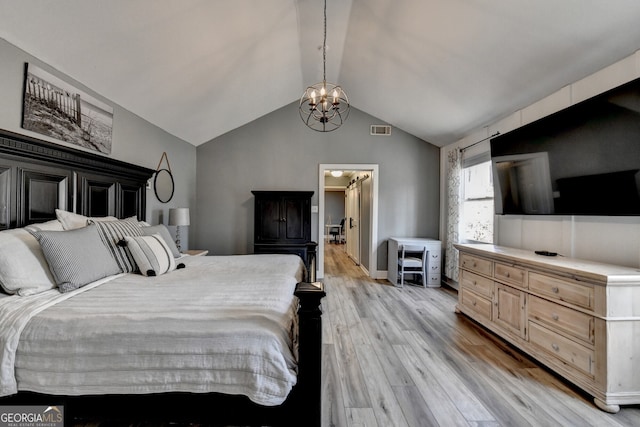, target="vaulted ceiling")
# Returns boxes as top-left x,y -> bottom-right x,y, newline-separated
2,0 -> 640,147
